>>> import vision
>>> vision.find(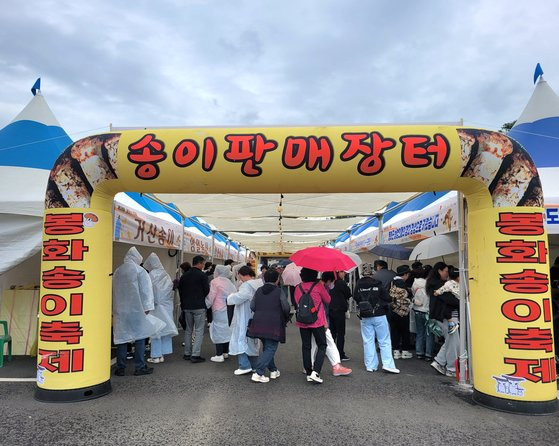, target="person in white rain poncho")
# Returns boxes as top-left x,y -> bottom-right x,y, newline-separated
206,265 -> 236,363
227,266 -> 262,375
143,253 -> 179,364
112,247 -> 165,376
